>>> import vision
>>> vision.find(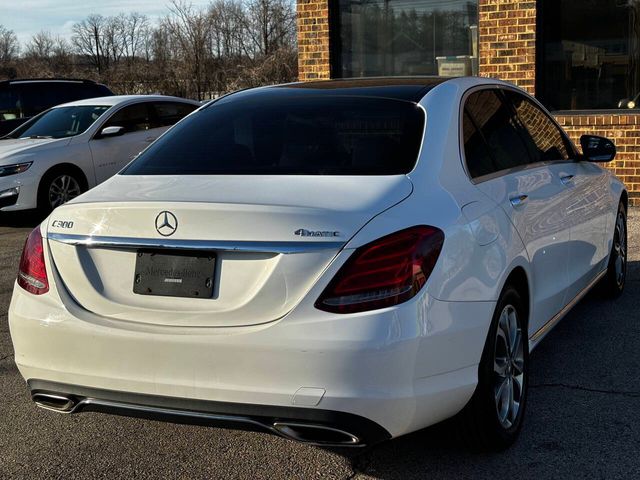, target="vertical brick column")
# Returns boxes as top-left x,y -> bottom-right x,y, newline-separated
478,0 -> 536,94
297,0 -> 332,81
